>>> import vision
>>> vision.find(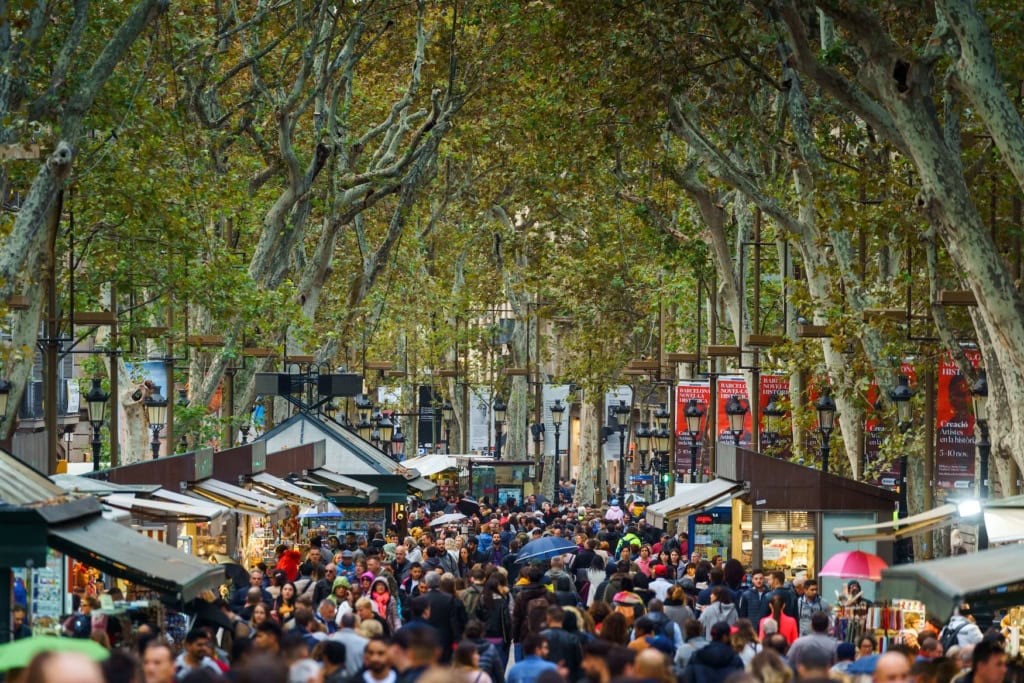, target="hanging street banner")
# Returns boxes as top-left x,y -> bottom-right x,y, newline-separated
542,384 -> 572,456
603,386 -> 633,462
674,381 -> 711,478
717,376 -> 753,448
468,387 -> 494,455
758,374 -> 790,455
936,351 -> 980,490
